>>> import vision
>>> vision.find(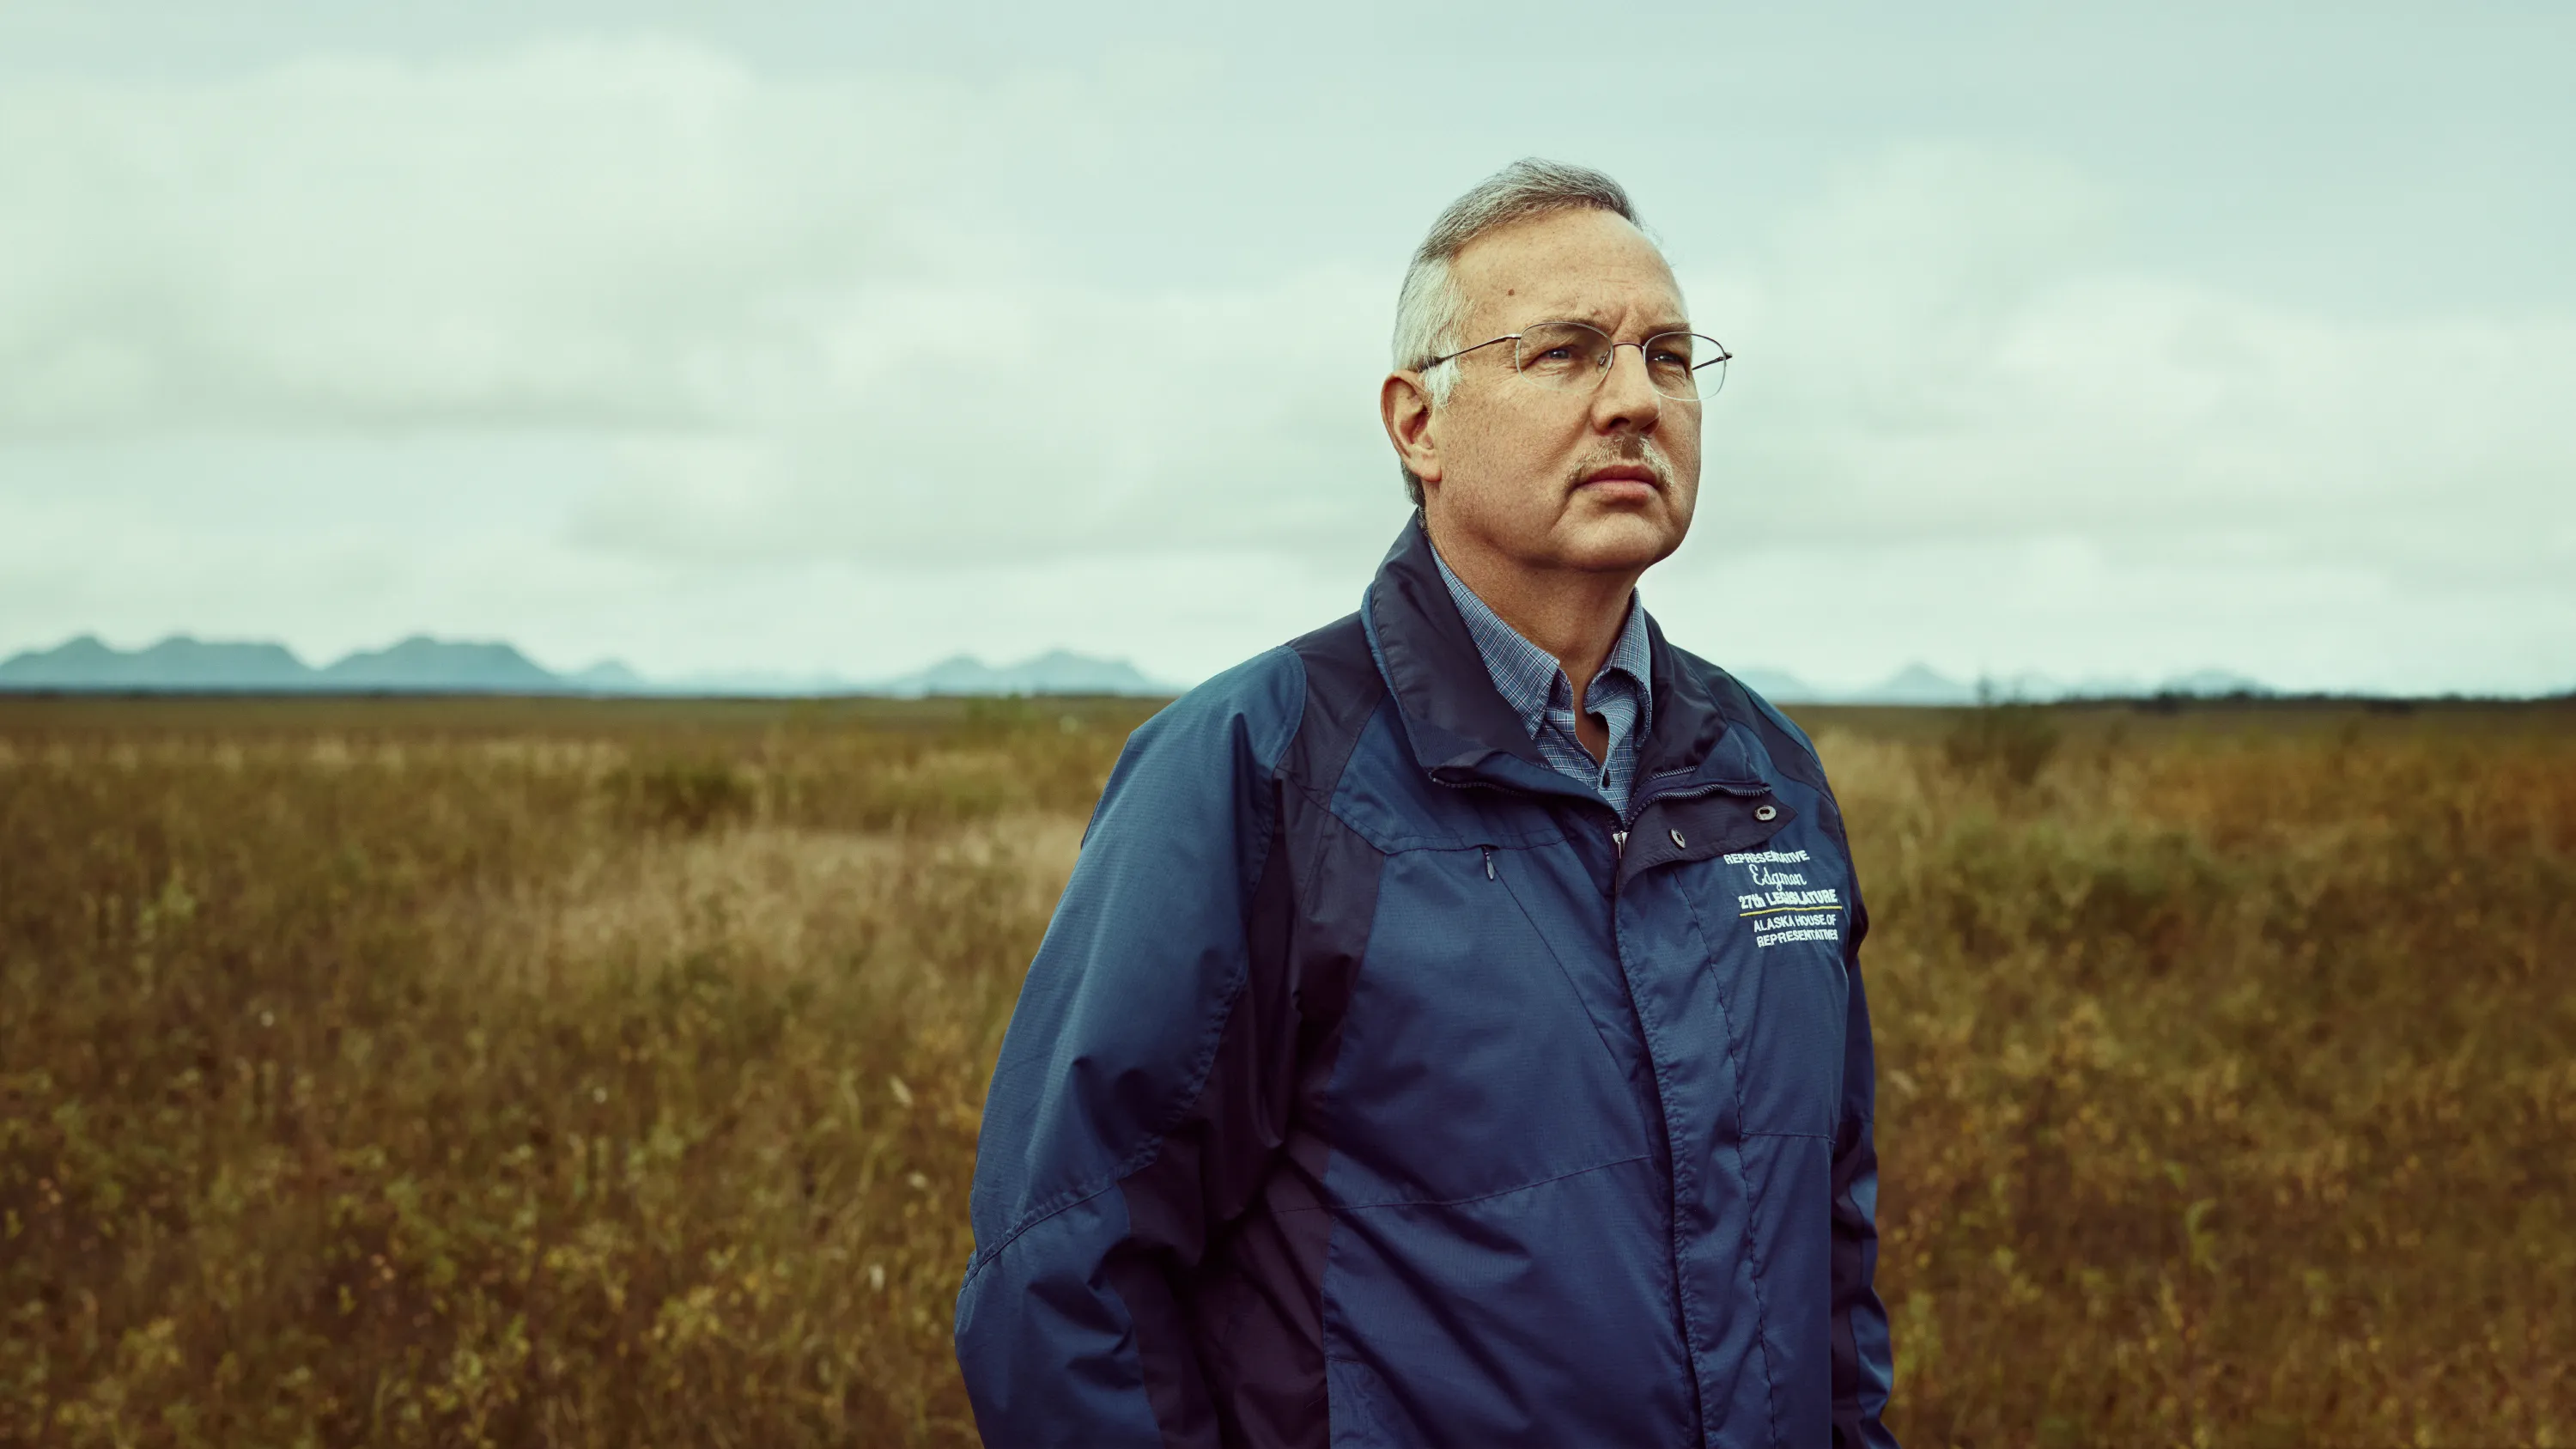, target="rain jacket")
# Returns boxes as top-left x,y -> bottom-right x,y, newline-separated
957,516 -> 1898,1448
